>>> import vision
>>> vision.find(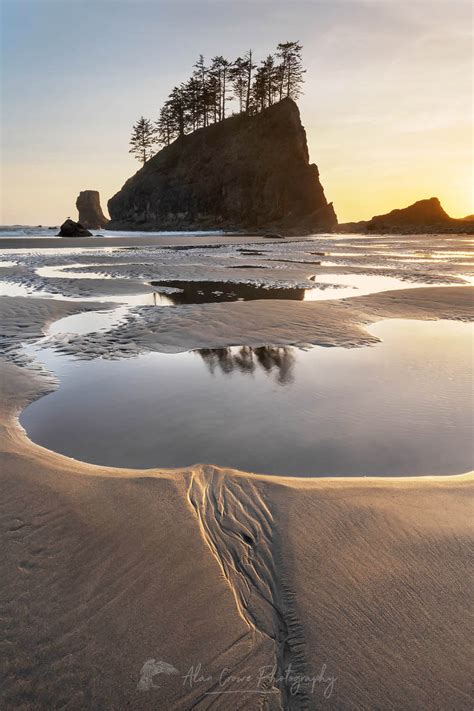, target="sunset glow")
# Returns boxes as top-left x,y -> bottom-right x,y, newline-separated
1,0 -> 472,224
